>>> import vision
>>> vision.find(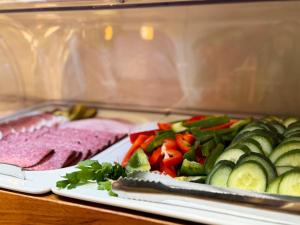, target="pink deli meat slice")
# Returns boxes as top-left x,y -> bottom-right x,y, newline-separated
0,140 -> 55,168
27,150 -> 80,171
0,117 -> 129,170
0,113 -> 67,140
60,118 -> 133,134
